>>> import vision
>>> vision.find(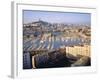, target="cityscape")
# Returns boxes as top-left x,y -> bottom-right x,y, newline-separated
23,10 -> 91,69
